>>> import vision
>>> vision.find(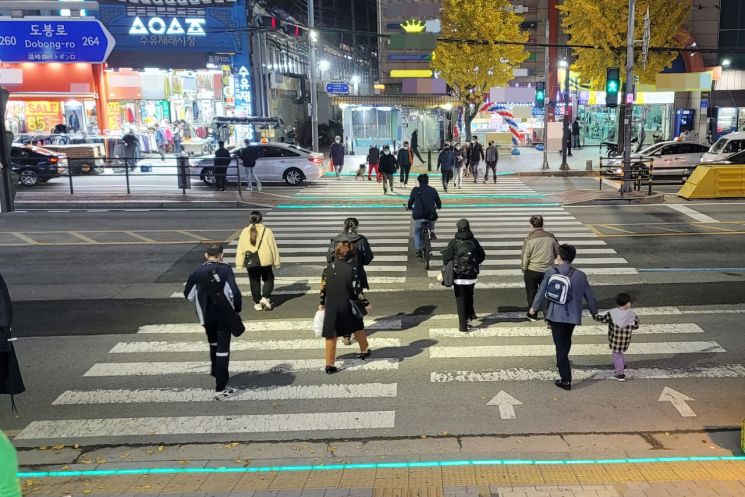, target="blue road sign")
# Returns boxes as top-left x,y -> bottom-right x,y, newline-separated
0,18 -> 115,63
325,82 -> 350,94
